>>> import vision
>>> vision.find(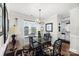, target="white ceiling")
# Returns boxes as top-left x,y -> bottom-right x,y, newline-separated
6,3 -> 79,19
